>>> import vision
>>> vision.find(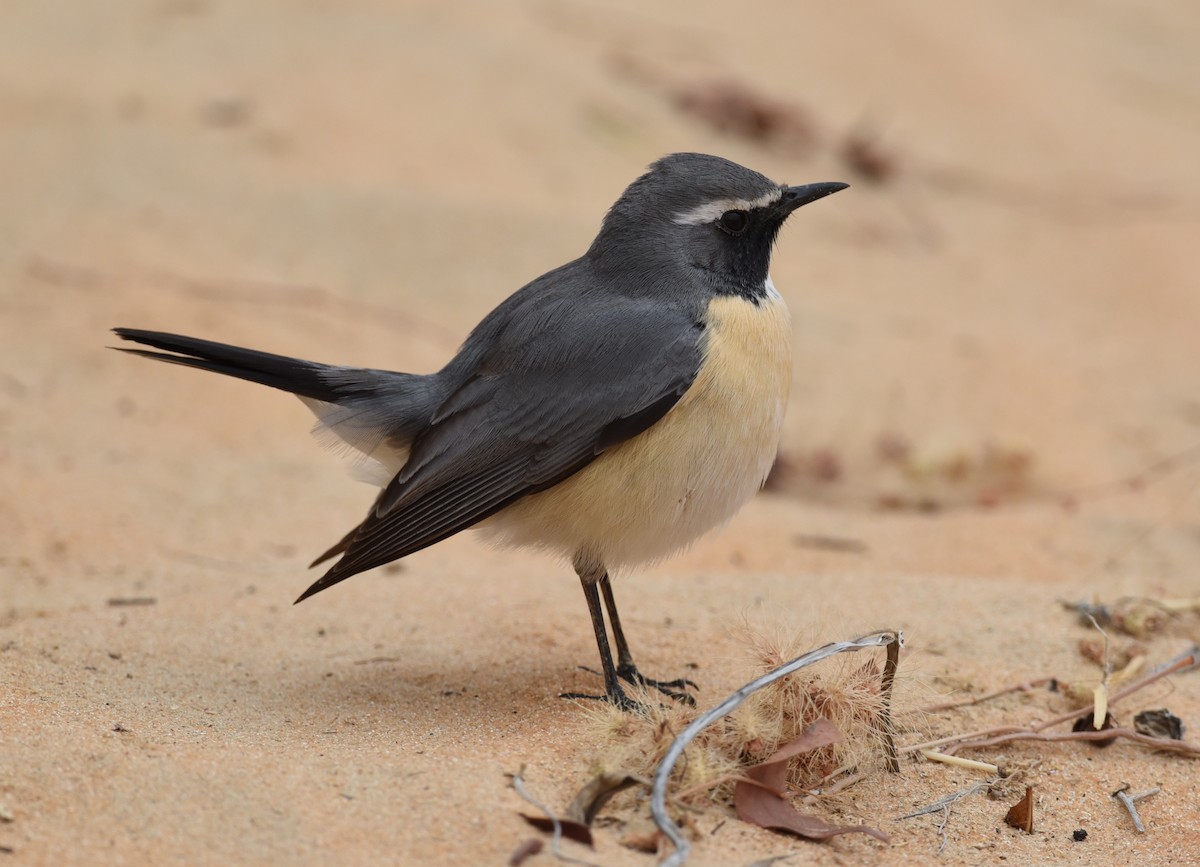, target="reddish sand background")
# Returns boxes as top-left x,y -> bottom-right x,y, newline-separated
3,2 -> 1199,865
